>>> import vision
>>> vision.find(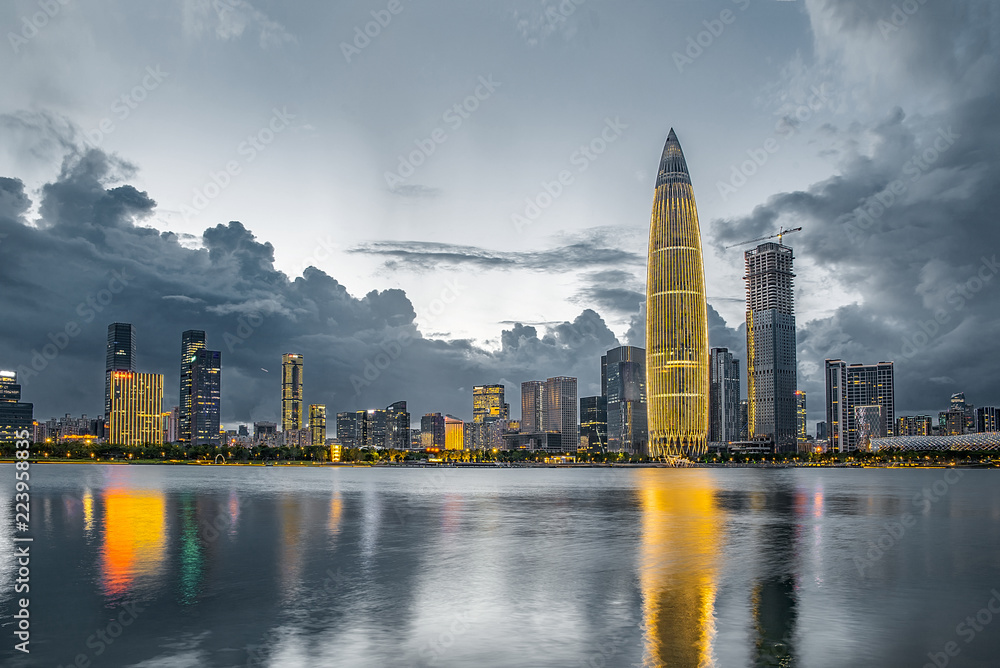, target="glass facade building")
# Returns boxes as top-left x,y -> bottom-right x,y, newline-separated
0,371 -> 33,443
179,330 -> 206,442
825,360 -> 895,452
190,349 -> 221,446
309,404 -> 327,447
580,395 -> 608,452
281,353 -> 303,431
708,348 -> 740,444
604,346 -> 647,454
645,129 -> 709,458
105,323 -> 136,420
